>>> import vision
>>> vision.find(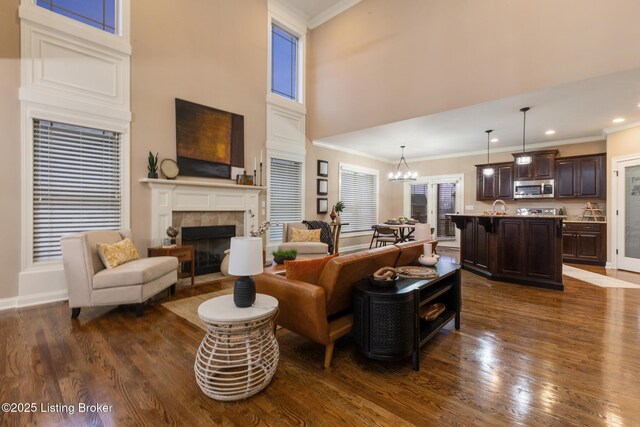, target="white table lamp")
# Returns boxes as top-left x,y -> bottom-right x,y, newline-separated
229,237 -> 264,307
